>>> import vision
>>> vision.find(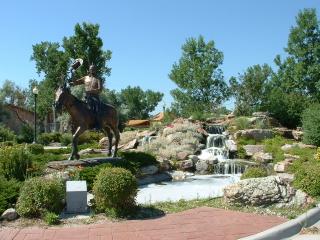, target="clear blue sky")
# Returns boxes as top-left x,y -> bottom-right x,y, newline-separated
0,0 -> 319,112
